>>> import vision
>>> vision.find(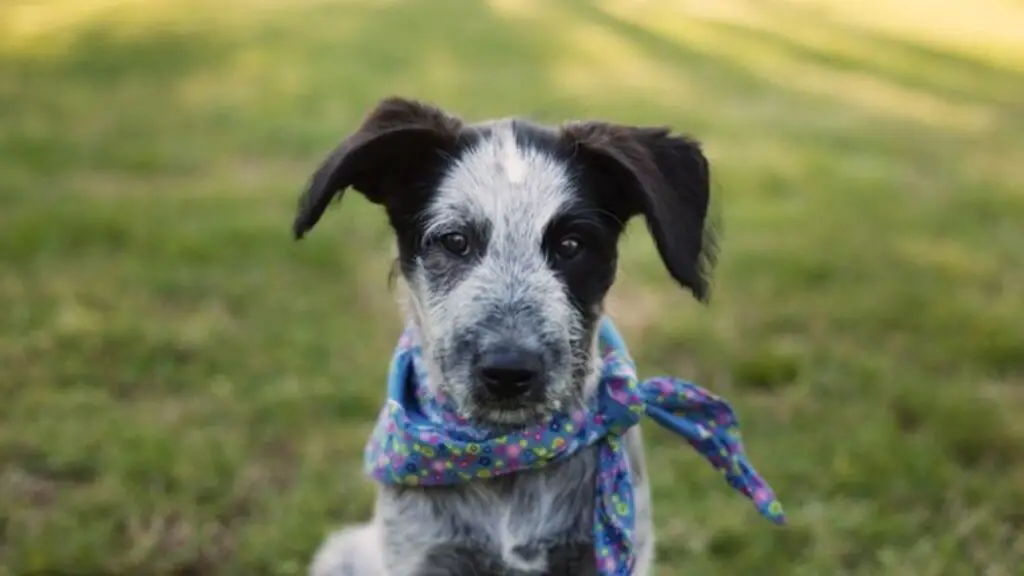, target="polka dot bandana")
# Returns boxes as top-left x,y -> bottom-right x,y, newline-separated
364,317 -> 785,575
